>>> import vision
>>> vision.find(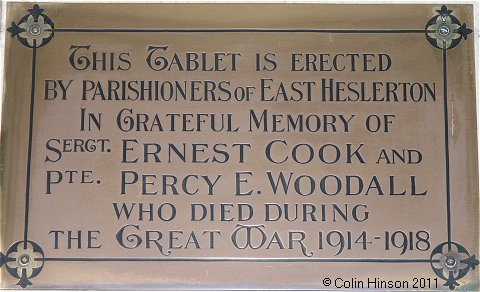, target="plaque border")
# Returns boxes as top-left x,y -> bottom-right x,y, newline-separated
0,4 -> 477,290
